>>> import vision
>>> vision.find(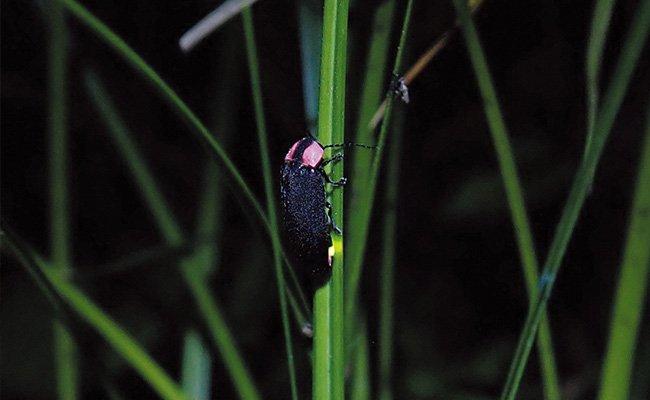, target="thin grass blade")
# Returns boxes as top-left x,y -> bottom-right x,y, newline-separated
344,0 -> 414,336
61,0 -> 268,232
499,1 -> 650,398
47,1 -> 78,398
585,0 -> 617,154
597,99 -> 650,400
241,7 -> 298,399
313,0 -> 350,398
450,1 -> 561,398
346,0 -> 396,340
84,71 -> 262,400
181,330 -> 212,400
2,229 -> 189,400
